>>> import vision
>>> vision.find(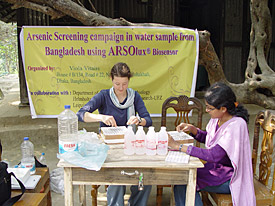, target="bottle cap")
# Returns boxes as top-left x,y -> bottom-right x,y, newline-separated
42,152 -> 45,155
24,137 -> 29,140
64,105 -> 71,109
